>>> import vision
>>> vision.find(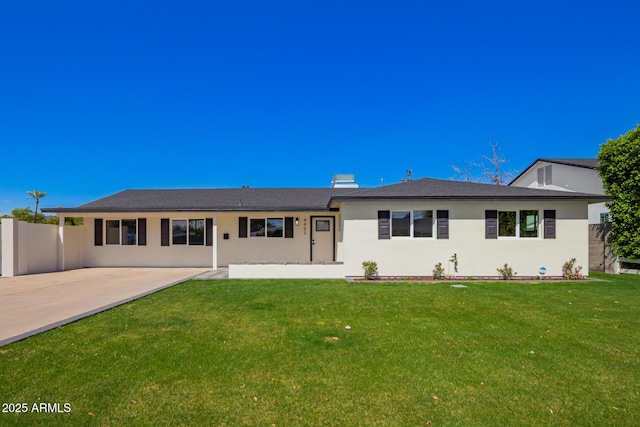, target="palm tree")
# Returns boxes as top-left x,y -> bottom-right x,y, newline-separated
26,189 -> 47,223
